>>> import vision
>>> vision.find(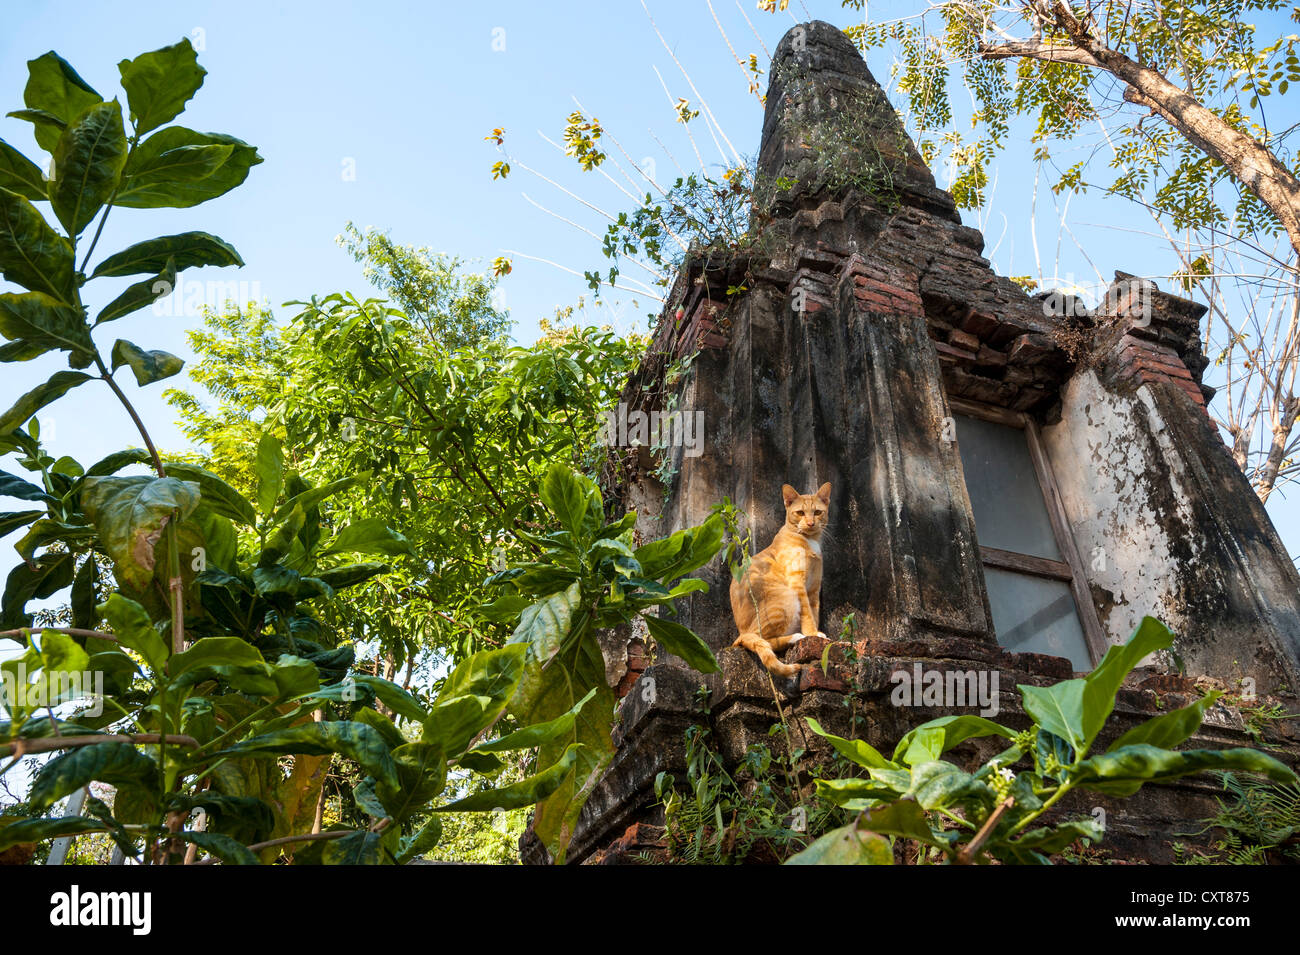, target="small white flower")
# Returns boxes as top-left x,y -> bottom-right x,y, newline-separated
997,767 -> 1016,783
